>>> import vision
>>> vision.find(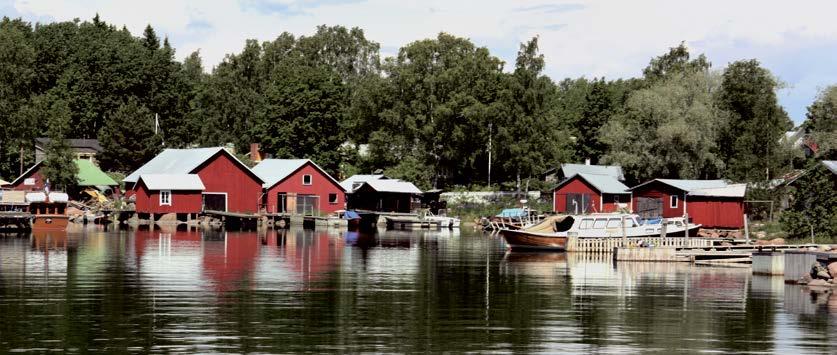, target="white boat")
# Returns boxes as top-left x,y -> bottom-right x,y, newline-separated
500,213 -> 700,251
423,211 -> 460,229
